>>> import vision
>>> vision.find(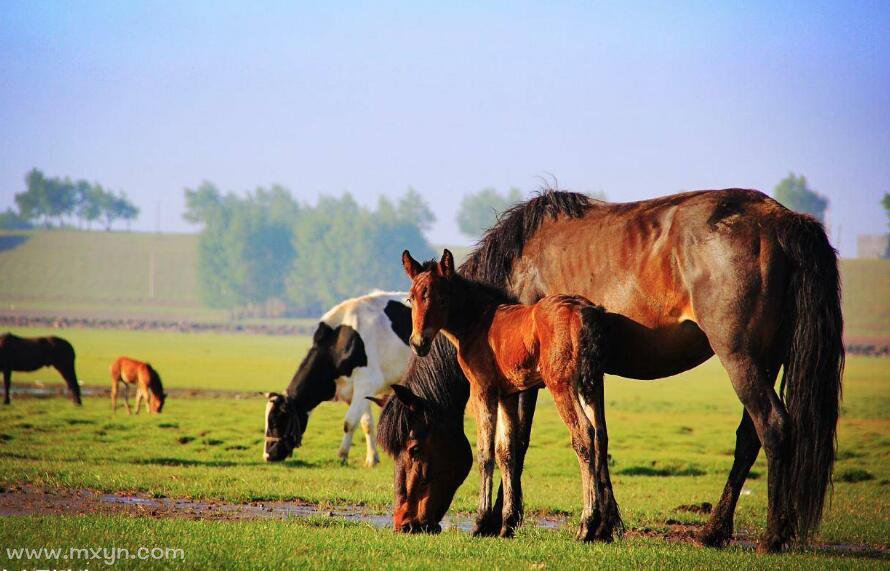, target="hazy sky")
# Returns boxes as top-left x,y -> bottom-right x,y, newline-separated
1,1 -> 888,255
